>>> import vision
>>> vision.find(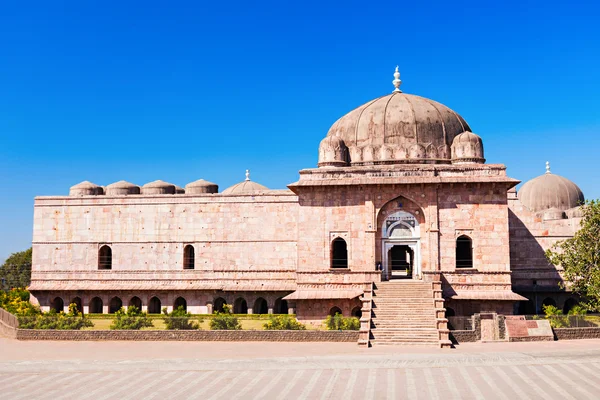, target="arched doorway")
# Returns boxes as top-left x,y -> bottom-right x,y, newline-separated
89,297 -> 103,314
330,306 -> 342,316
563,298 -> 578,314
50,297 -> 64,313
253,298 -> 268,314
129,296 -> 142,311
109,297 -> 122,314
234,298 -> 248,314
71,297 -> 83,314
274,298 -> 288,314
148,297 -> 162,314
351,306 -> 362,318
174,297 -> 187,311
381,211 -> 421,280
213,297 -> 226,313
541,297 -> 557,313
